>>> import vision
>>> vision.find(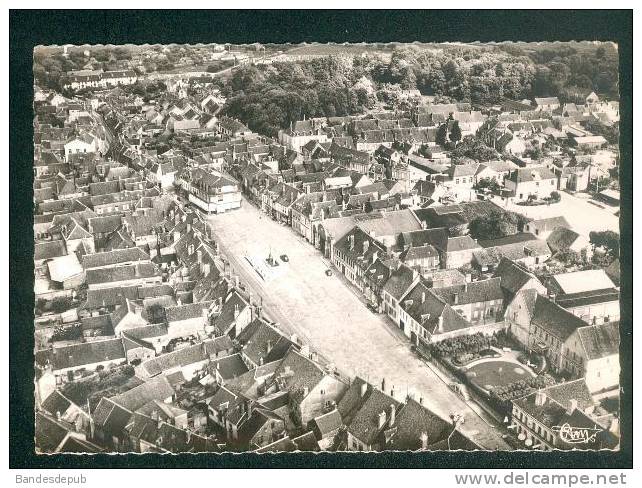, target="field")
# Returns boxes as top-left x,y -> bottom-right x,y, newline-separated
465,360 -> 536,391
